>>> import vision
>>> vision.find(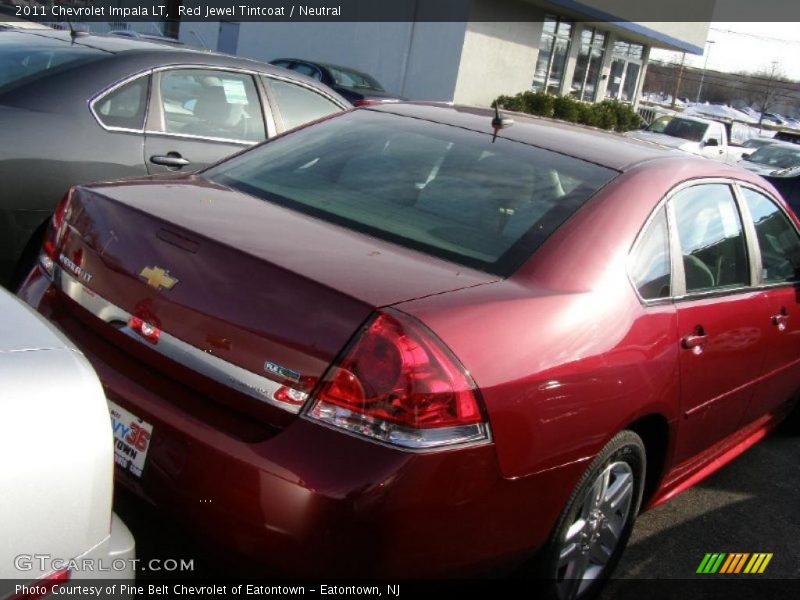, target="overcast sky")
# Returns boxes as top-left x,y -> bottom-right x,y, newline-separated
650,22 -> 800,81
